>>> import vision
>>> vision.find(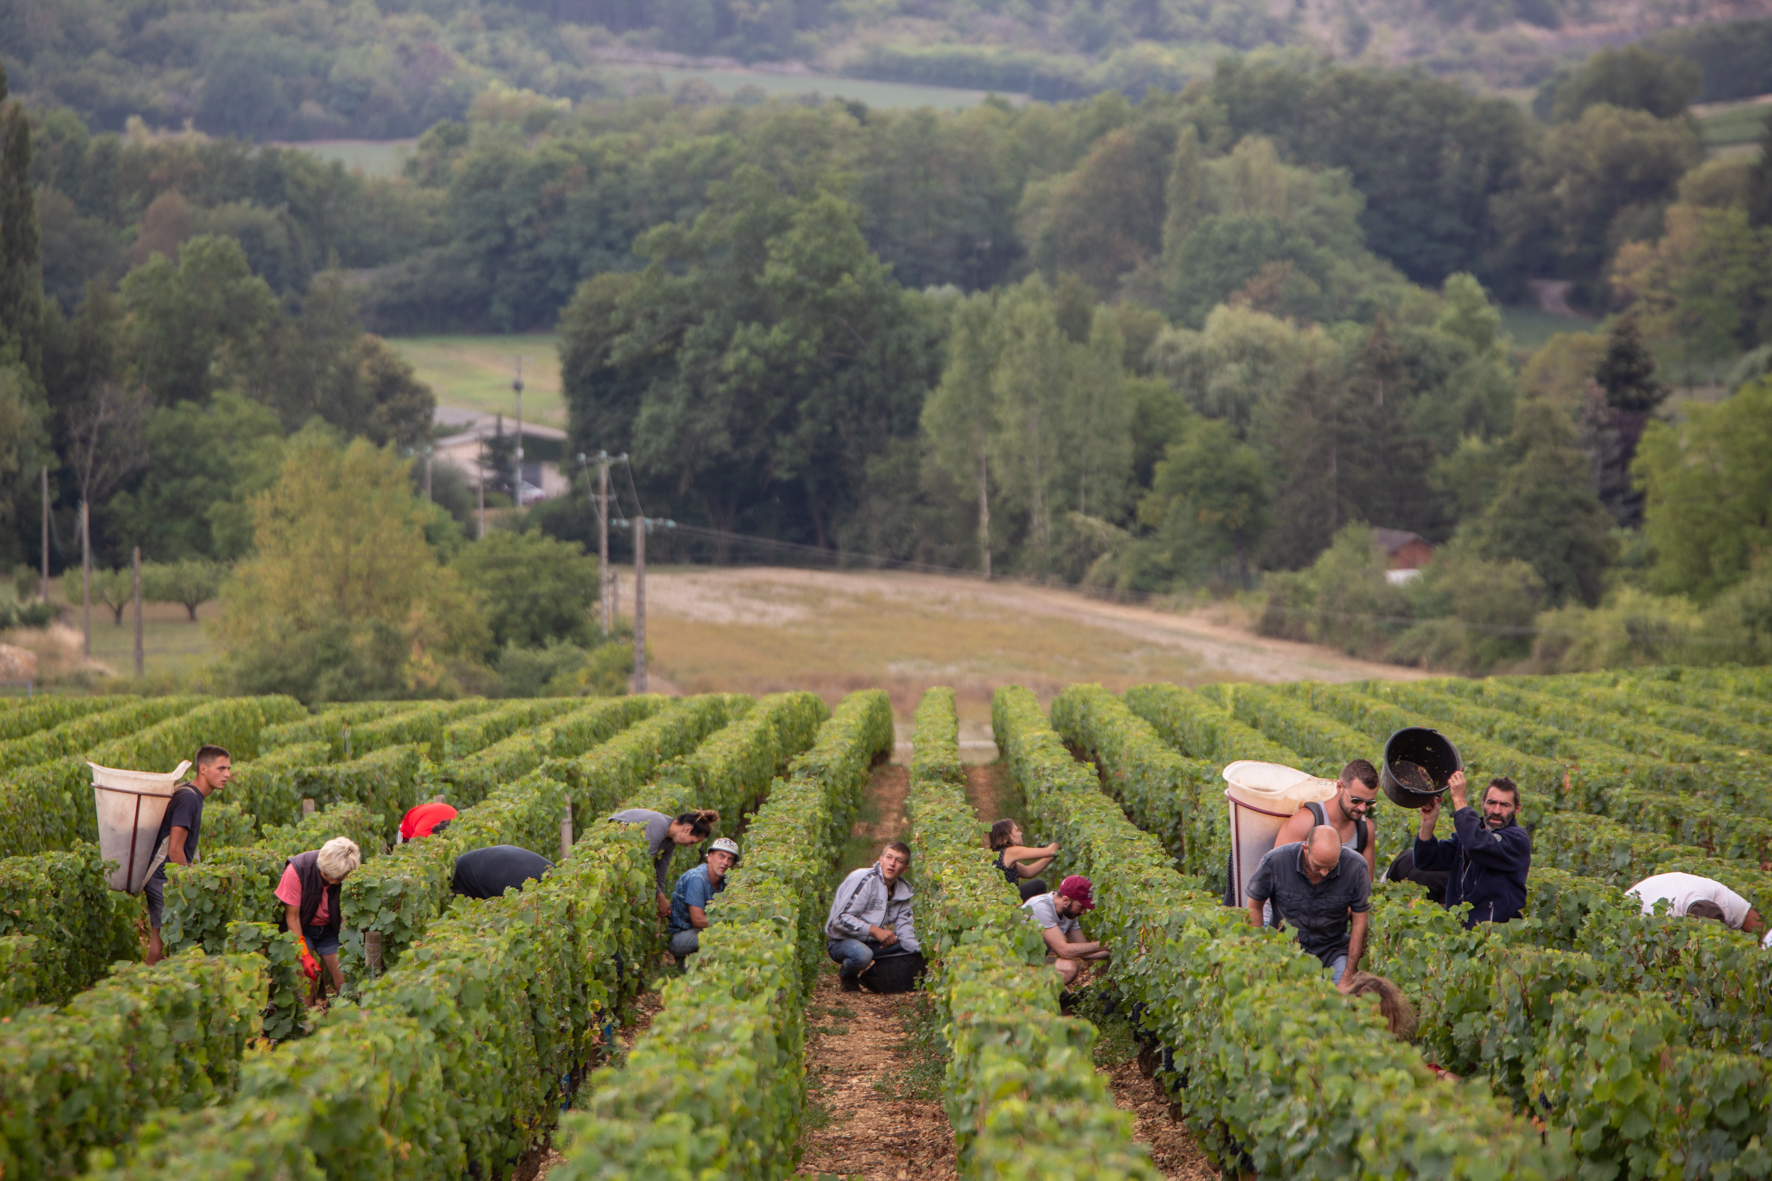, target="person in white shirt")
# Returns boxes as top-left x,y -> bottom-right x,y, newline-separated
1626,872 -> 1767,945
